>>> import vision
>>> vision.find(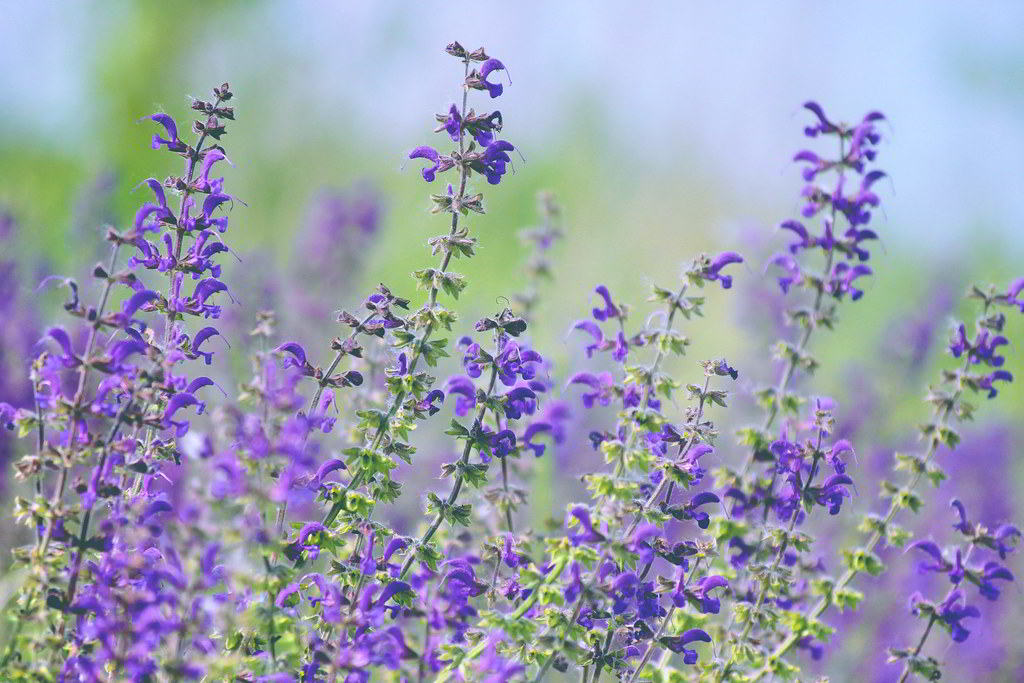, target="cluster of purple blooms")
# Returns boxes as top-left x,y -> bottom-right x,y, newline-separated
896,500 -> 1020,679
0,44 -> 1021,683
